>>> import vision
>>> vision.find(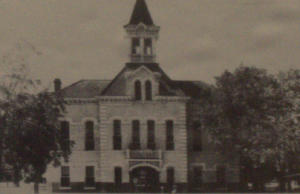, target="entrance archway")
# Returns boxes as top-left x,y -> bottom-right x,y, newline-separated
130,166 -> 160,192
